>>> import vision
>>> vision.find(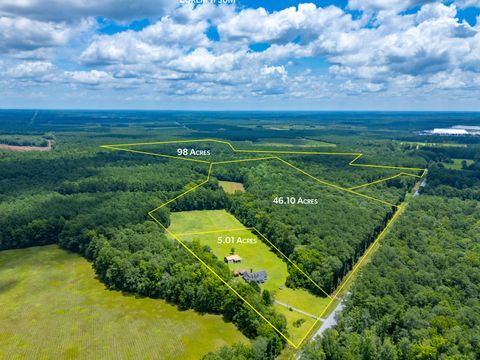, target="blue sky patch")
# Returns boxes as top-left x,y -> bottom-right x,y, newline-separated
249,42 -> 271,52
456,7 -> 480,26
97,17 -> 151,35
206,25 -> 220,41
